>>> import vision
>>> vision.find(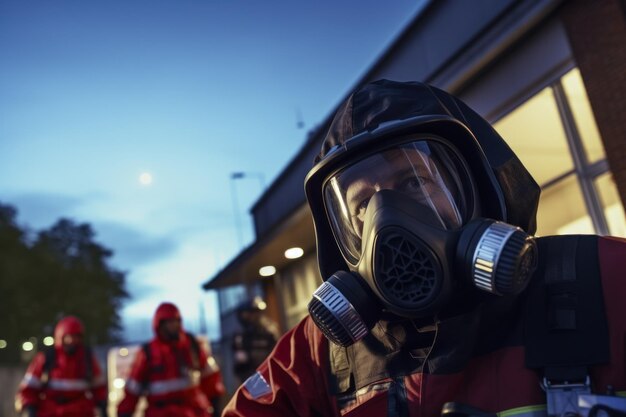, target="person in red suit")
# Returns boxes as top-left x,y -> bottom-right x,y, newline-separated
223,80 -> 626,417
117,302 -> 225,417
16,315 -> 108,417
